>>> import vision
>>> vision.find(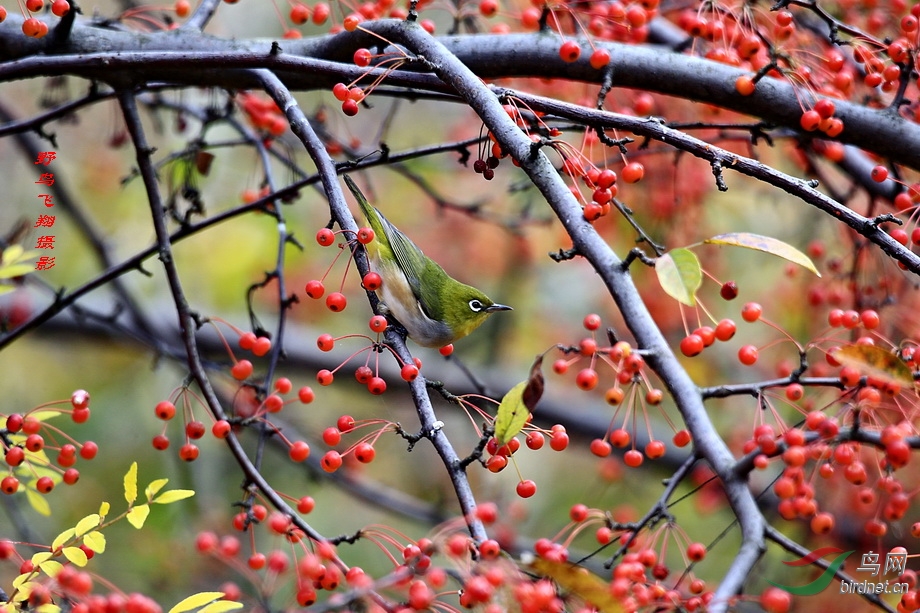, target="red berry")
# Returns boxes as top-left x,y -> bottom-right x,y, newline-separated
317,369 -> 334,386
316,228 -> 335,246
362,271 -> 382,291
623,449 -> 643,467
589,48 -> 611,69
686,542 -> 706,561
622,162 -> 644,183
36,476 -> 54,494
342,99 -> 359,116
298,386 -> 315,403
720,281 -> 738,300
317,333 -> 335,352
21,17 -> 46,38
354,442 -> 376,463
738,345 -> 759,365
590,438 -> 612,457
367,376 -> 387,395
305,279 -> 325,299
715,318 -> 736,341
369,315 -> 388,333
870,165 -> 889,182
80,441 -> 98,460
439,344 -> 454,356
559,40 -> 581,62
741,302 -> 762,322
680,334 -> 705,357
179,443 -> 199,461
239,331 -> 257,350
152,434 -> 170,450
289,441 -> 310,462
1,476 -> 19,495
800,109 -> 821,131
297,496 -> 315,514
155,401 -> 176,420
252,336 -> 272,357
735,75 -> 756,96
326,292 -> 347,312
321,450 -> 342,472
516,479 -> 537,498
356,227 -> 375,244
5,414 -> 23,433
62,468 -> 79,485
575,368 -> 598,390
400,364 -> 419,381
231,359 -> 253,380
211,421 -> 231,438
51,0 -> 69,16
185,421 -> 206,439
337,415 -> 355,432
290,3 -> 309,23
